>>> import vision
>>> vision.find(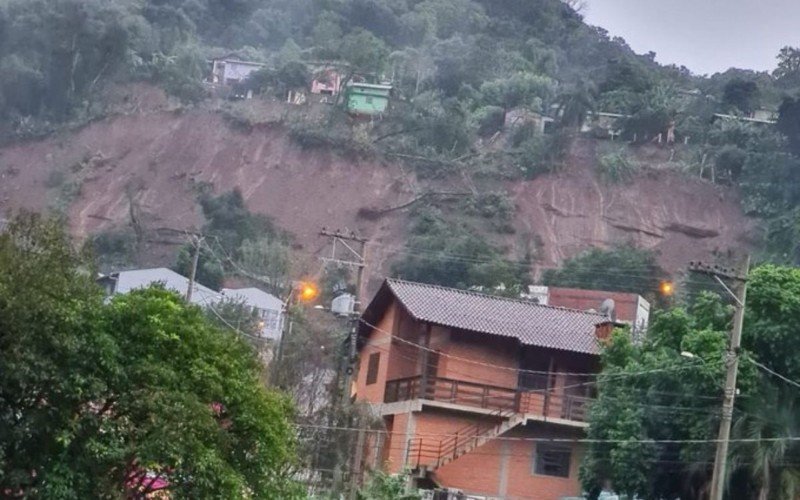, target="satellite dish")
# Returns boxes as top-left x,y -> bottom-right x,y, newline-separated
600,298 -> 616,321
